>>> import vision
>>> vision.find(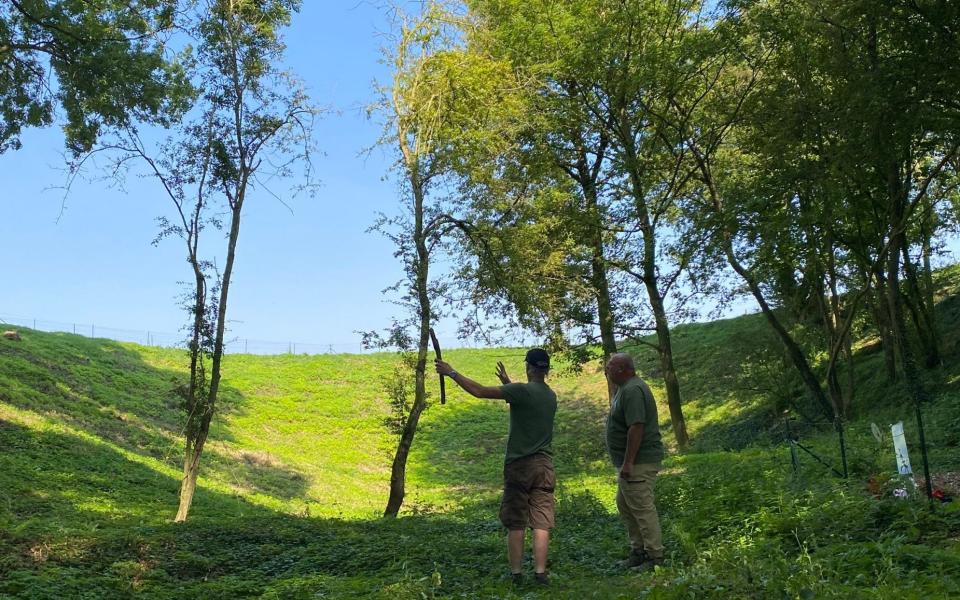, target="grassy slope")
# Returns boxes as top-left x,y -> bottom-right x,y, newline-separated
1,270 -> 959,598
